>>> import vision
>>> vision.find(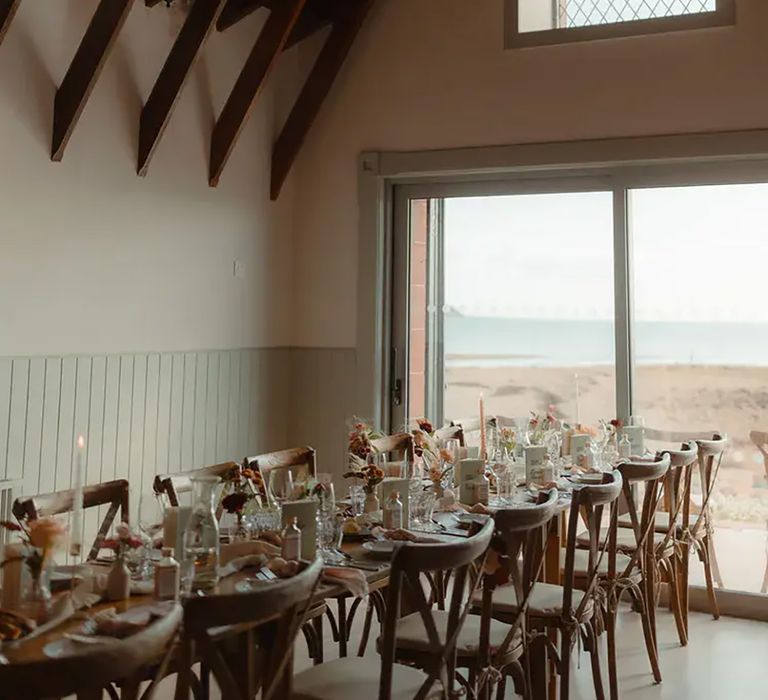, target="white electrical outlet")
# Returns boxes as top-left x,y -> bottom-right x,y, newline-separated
233,260 -> 246,278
